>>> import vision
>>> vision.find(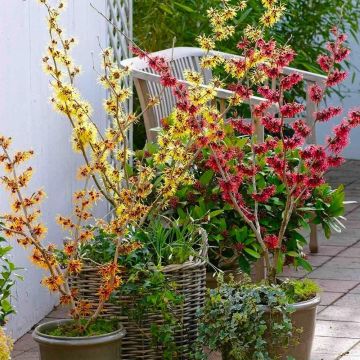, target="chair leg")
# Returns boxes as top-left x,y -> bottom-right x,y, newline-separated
309,223 -> 319,253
